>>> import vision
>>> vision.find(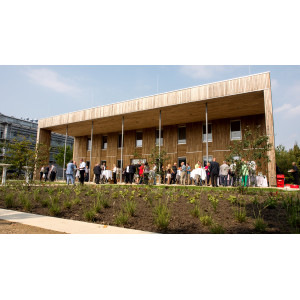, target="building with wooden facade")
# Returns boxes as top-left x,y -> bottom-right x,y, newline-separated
36,72 -> 276,185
